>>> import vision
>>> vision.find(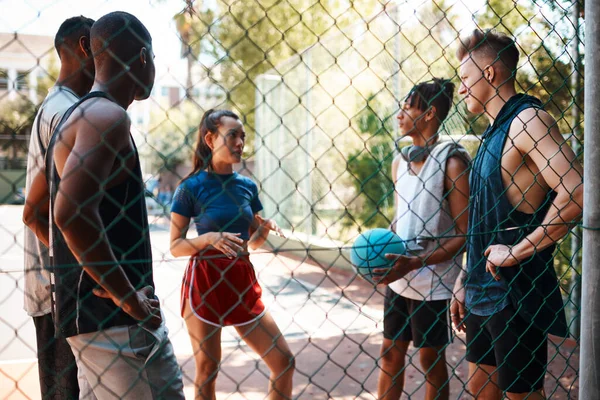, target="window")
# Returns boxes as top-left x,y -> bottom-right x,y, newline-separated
0,70 -> 8,90
16,71 -> 29,91
168,87 -> 180,107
